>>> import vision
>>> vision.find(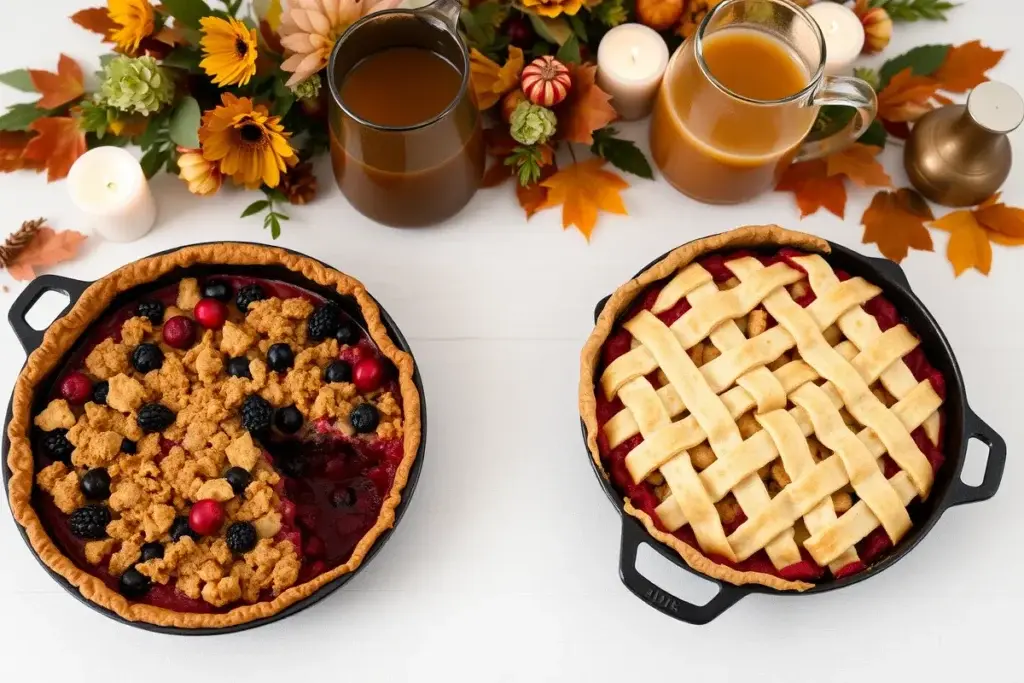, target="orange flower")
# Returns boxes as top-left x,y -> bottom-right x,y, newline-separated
177,147 -> 223,196
199,94 -> 298,189
107,0 -> 154,54
520,0 -> 585,18
677,0 -> 723,39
